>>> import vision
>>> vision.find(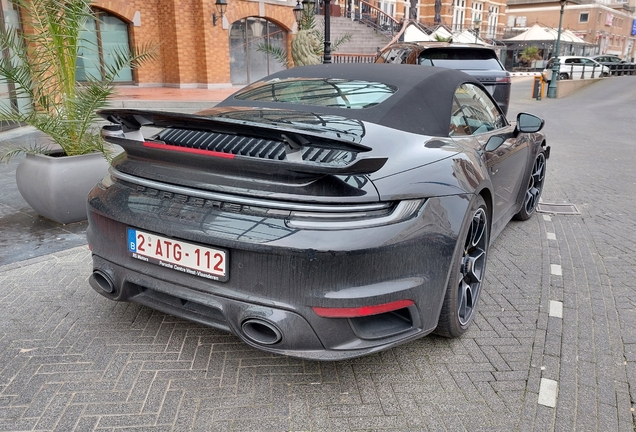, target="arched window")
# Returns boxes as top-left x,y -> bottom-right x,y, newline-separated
77,10 -> 133,83
229,18 -> 287,85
